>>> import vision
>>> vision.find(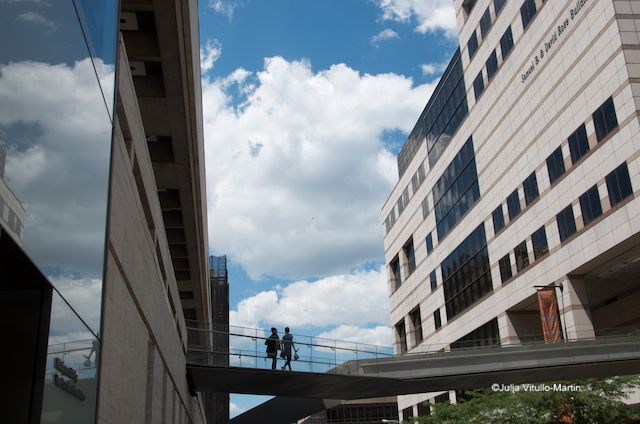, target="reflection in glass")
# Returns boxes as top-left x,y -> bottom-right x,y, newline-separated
41,291 -> 99,424
0,1 -> 115,333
